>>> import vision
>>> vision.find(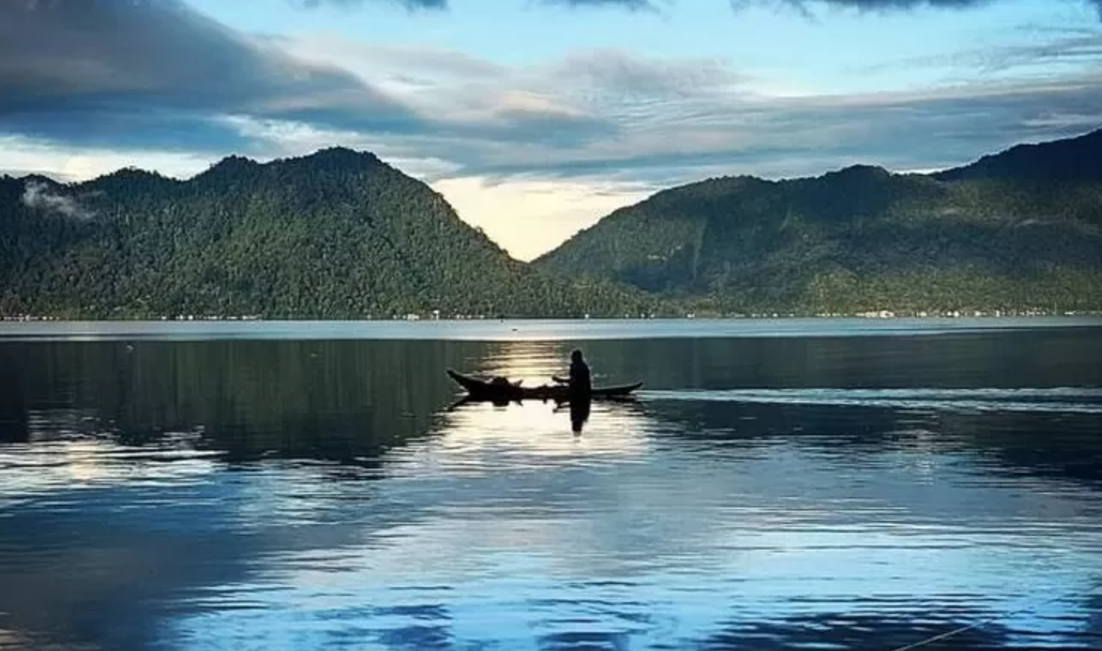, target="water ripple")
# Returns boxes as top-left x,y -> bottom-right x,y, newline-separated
642,387 -> 1102,414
